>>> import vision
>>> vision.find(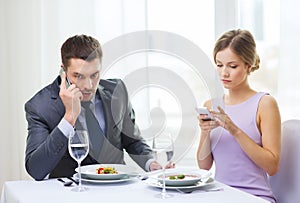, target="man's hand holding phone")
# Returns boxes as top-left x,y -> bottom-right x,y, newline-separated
59,70 -> 82,126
